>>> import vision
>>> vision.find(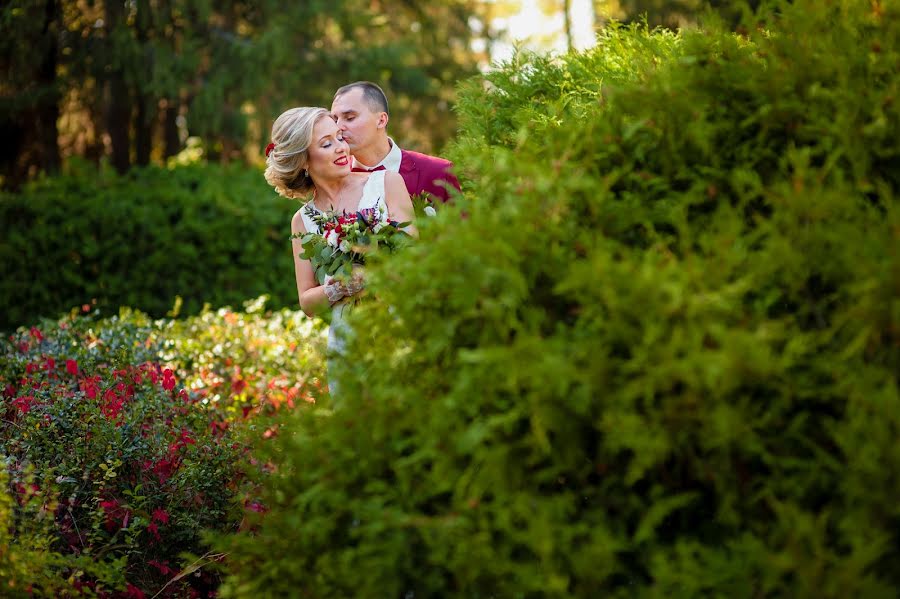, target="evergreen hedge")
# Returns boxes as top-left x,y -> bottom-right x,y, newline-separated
220,1 -> 899,596
0,162 -> 299,331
